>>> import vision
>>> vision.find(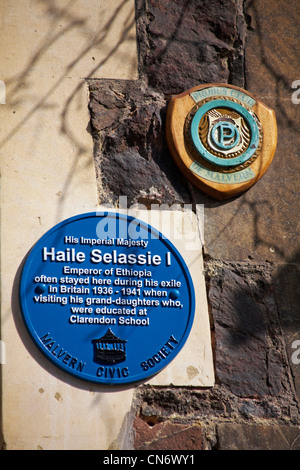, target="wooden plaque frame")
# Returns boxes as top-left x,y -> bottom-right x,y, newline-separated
166,83 -> 277,200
